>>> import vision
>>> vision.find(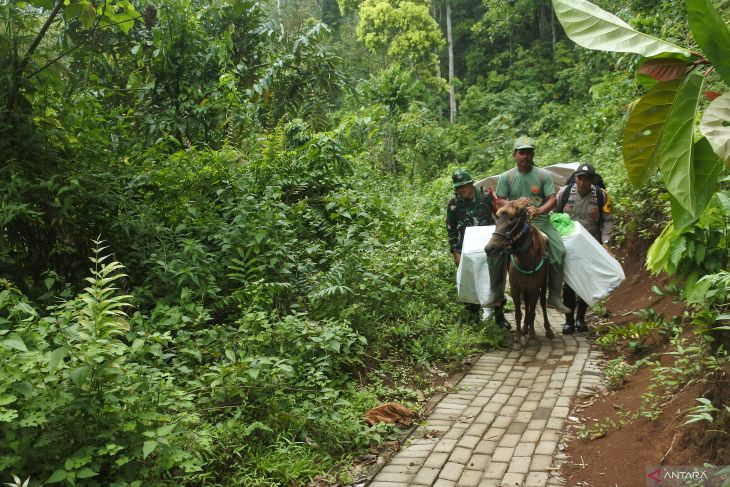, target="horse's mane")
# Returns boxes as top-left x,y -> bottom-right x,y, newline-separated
532,228 -> 548,260
496,197 -> 531,218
